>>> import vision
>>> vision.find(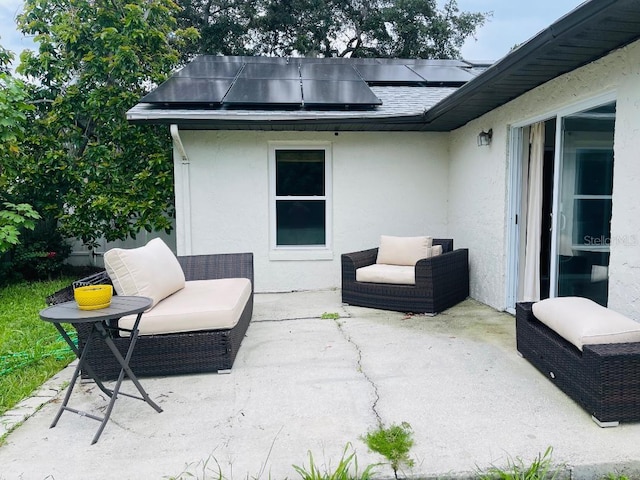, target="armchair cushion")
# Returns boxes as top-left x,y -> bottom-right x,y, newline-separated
356,264 -> 415,285
376,235 -> 432,266
104,237 -> 185,308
